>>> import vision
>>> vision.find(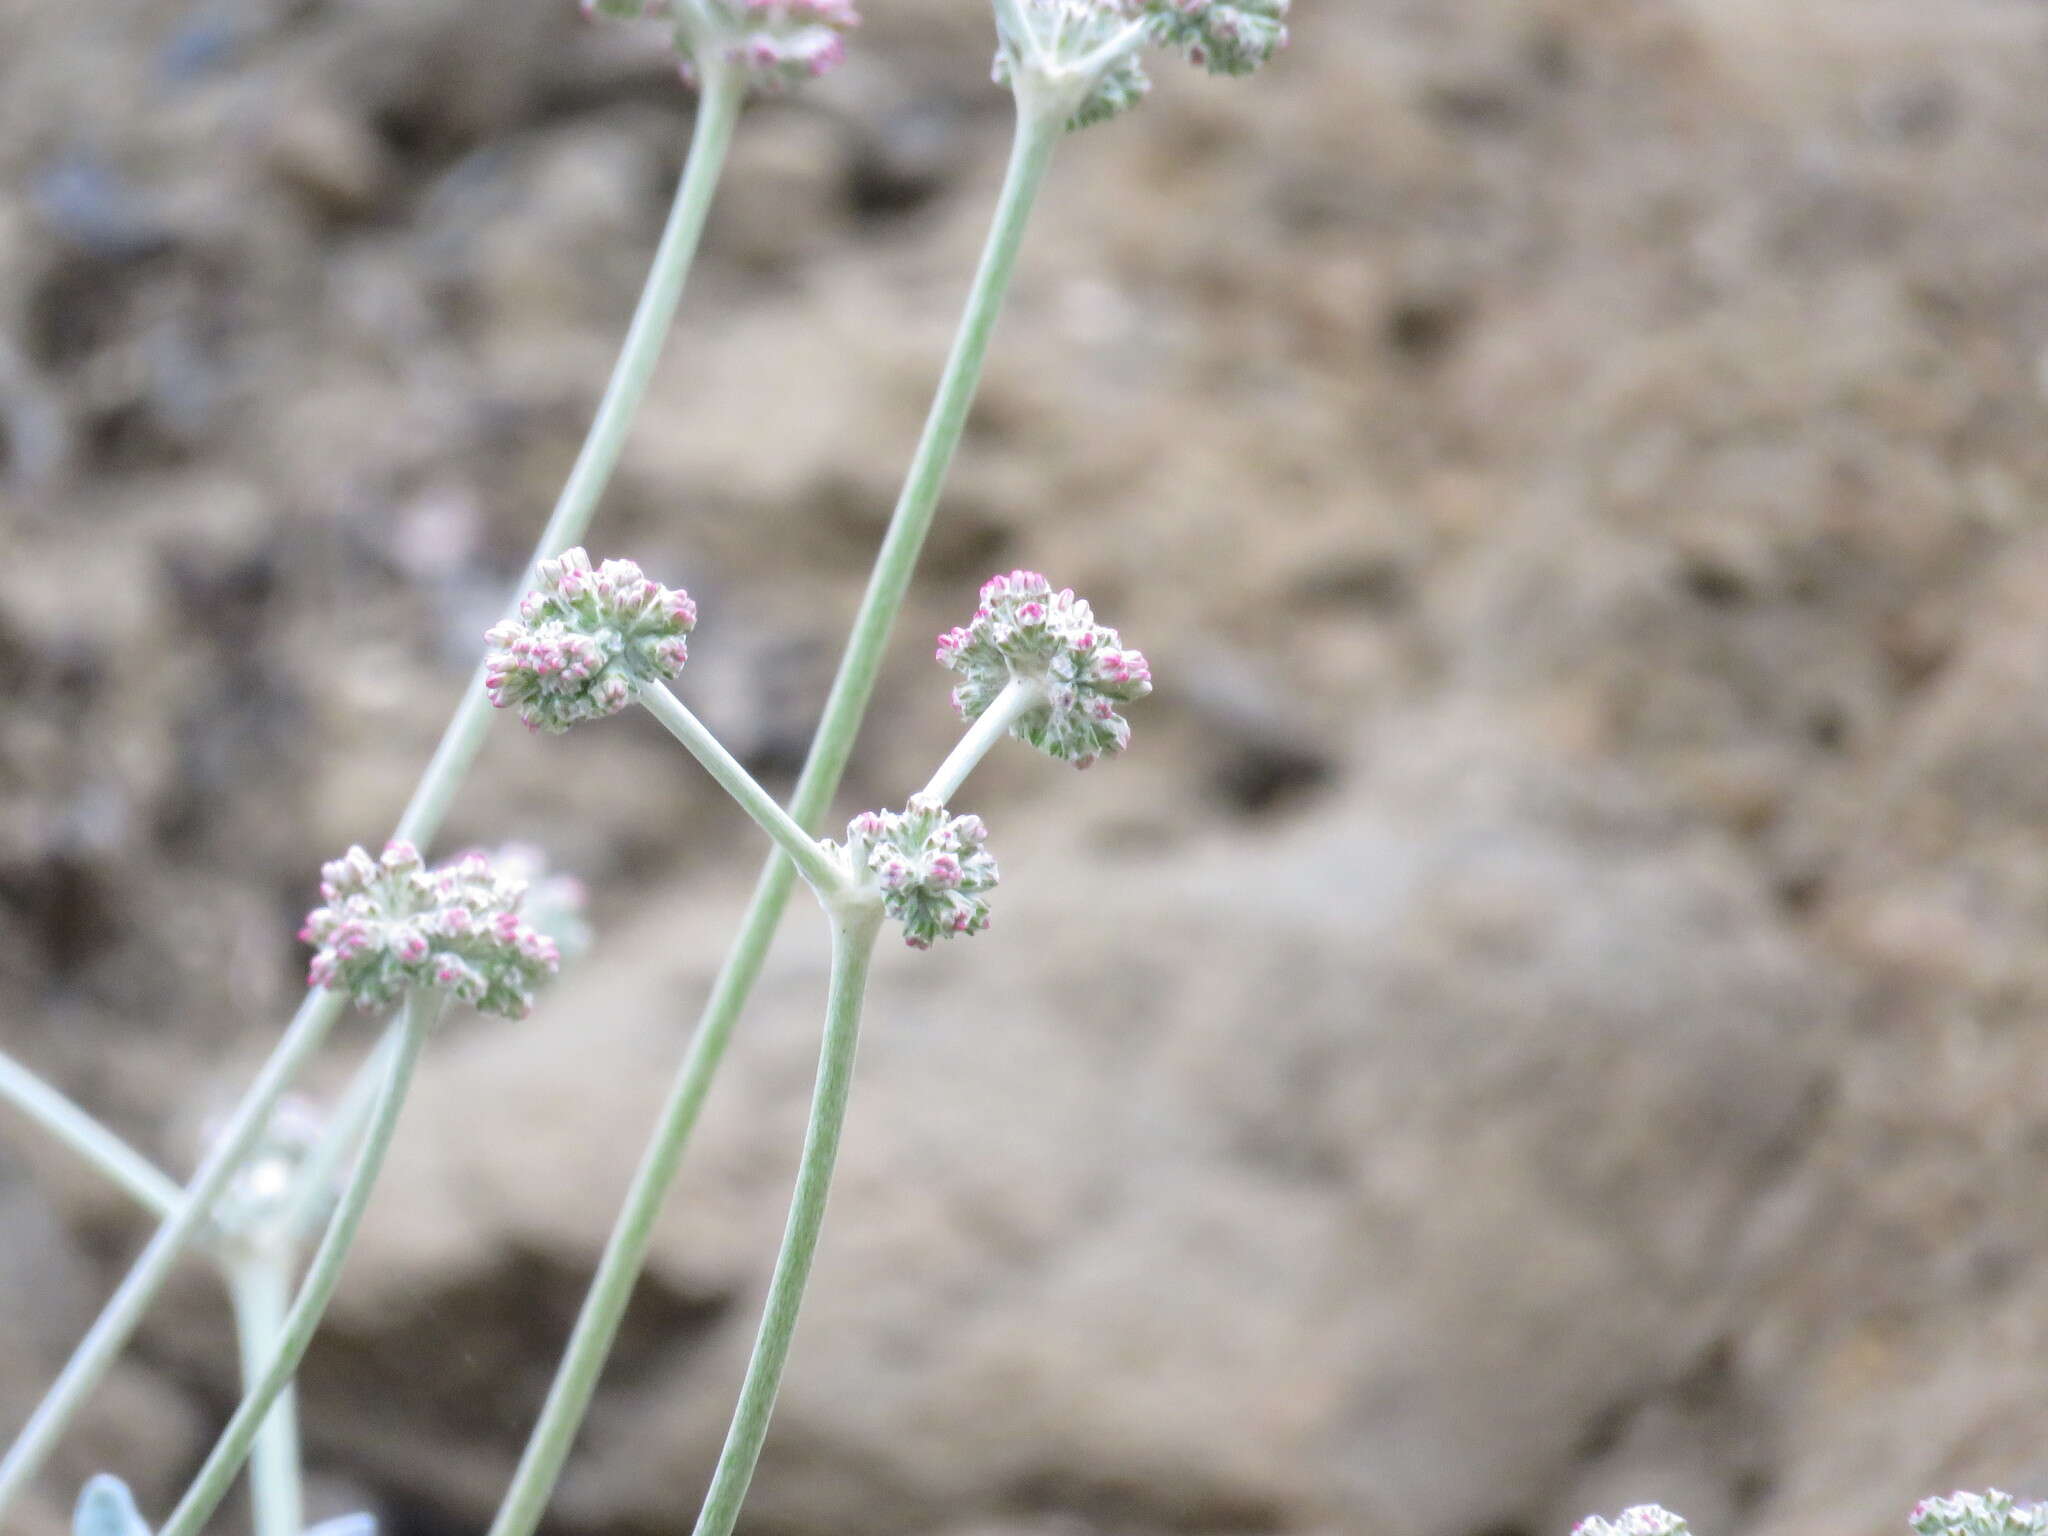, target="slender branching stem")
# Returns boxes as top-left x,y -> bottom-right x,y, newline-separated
0,1052 -> 181,1222
485,99 -> 1065,1536
0,63 -> 747,1523
158,990 -> 444,1536
789,109 -> 1061,822
394,60 -> 746,850
0,988 -> 346,1516
279,1027 -> 396,1246
225,1252 -> 305,1536
922,677 -> 1039,804
690,904 -> 882,1536
636,684 -> 847,898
